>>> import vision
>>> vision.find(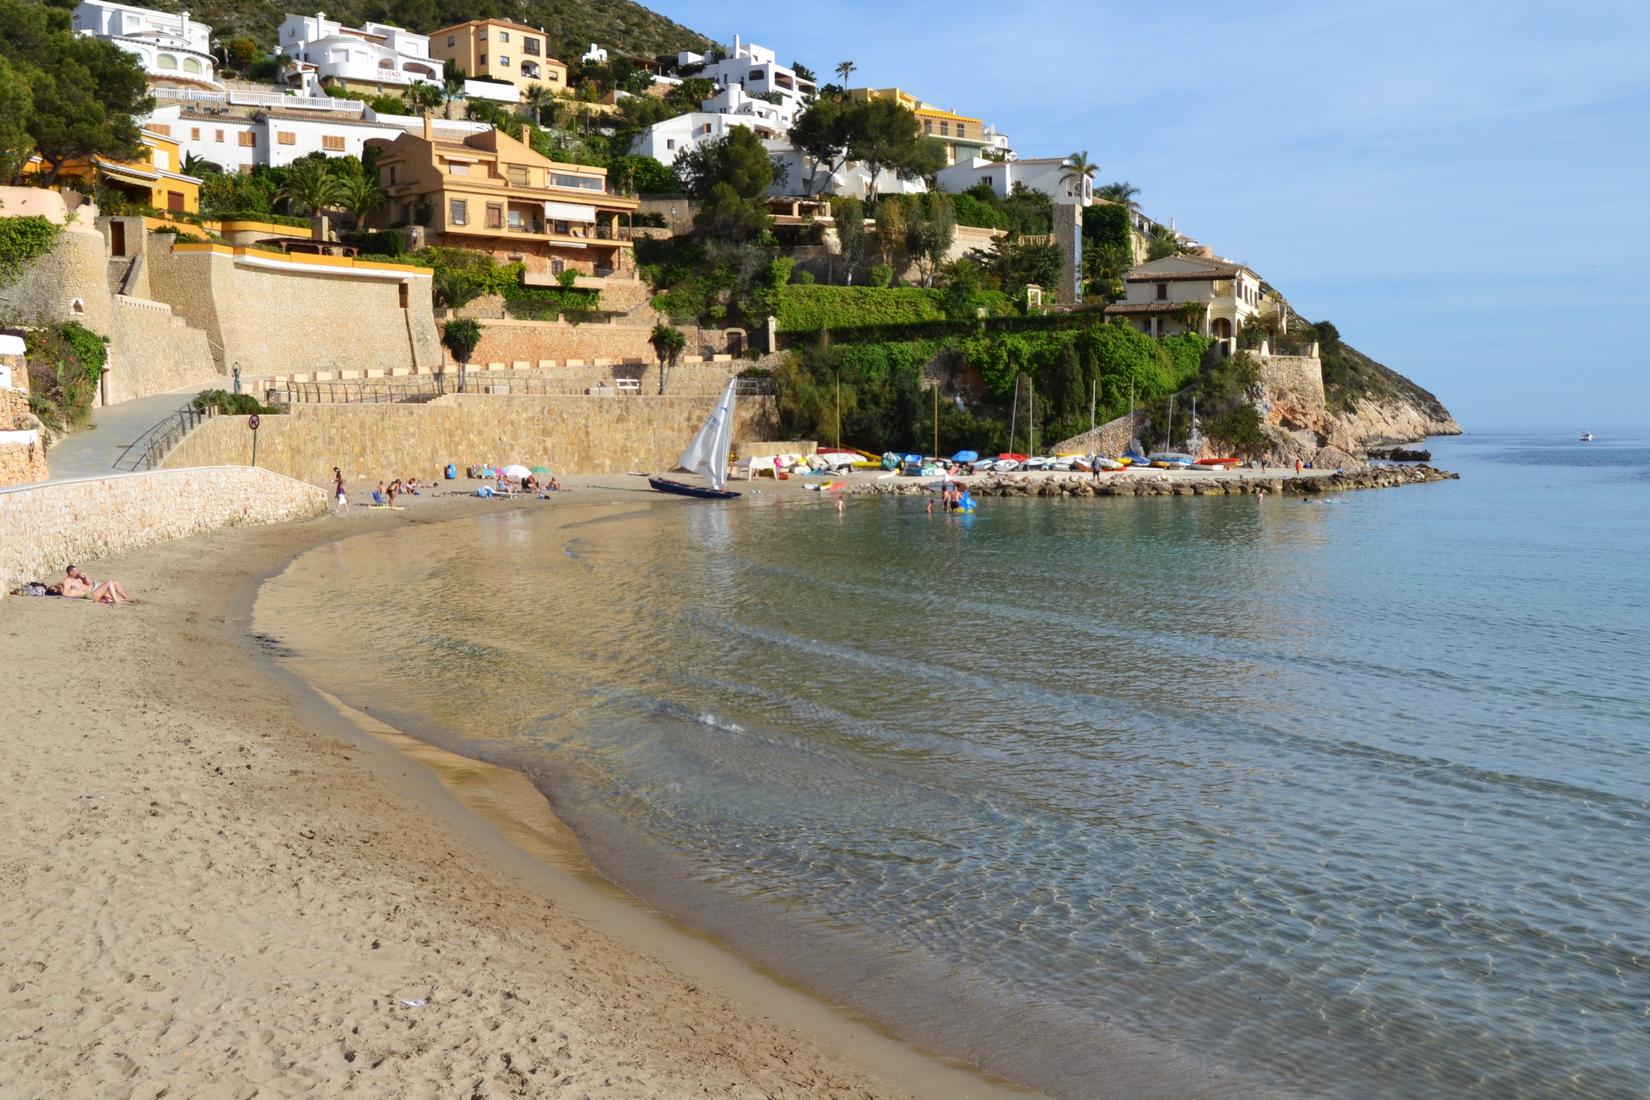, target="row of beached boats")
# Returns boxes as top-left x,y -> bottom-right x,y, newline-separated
805,447 -> 1244,477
